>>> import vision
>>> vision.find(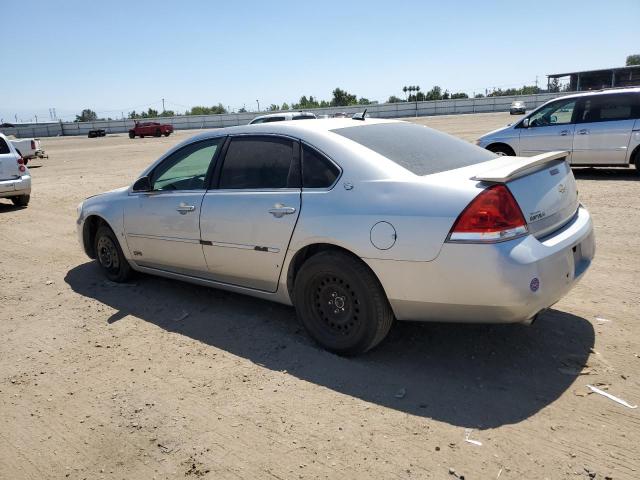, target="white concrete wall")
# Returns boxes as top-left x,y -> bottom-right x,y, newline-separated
2,92 -> 568,139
